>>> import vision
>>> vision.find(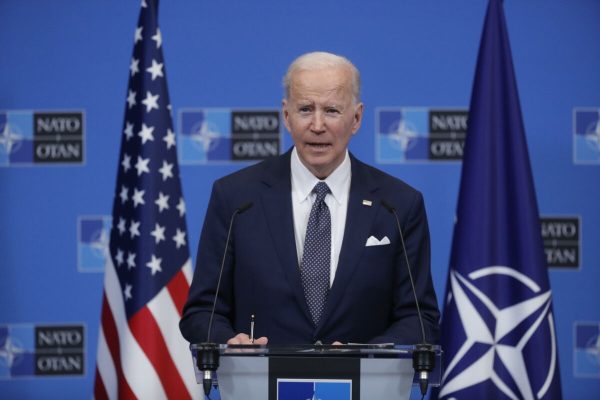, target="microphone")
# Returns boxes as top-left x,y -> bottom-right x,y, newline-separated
206,201 -> 253,341
381,200 -> 435,398
197,201 -> 253,396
